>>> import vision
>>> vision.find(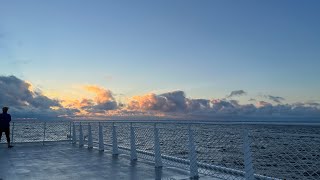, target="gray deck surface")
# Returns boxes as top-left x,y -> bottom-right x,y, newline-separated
0,142 -> 196,180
